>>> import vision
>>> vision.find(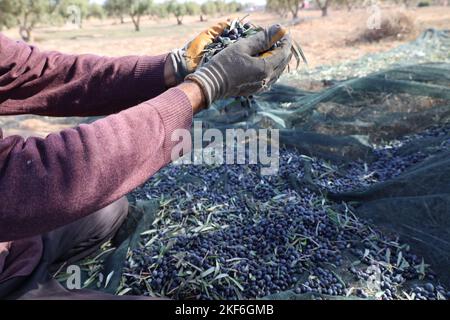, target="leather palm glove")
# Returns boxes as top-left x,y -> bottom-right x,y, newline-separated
170,21 -> 229,84
185,24 -> 293,106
